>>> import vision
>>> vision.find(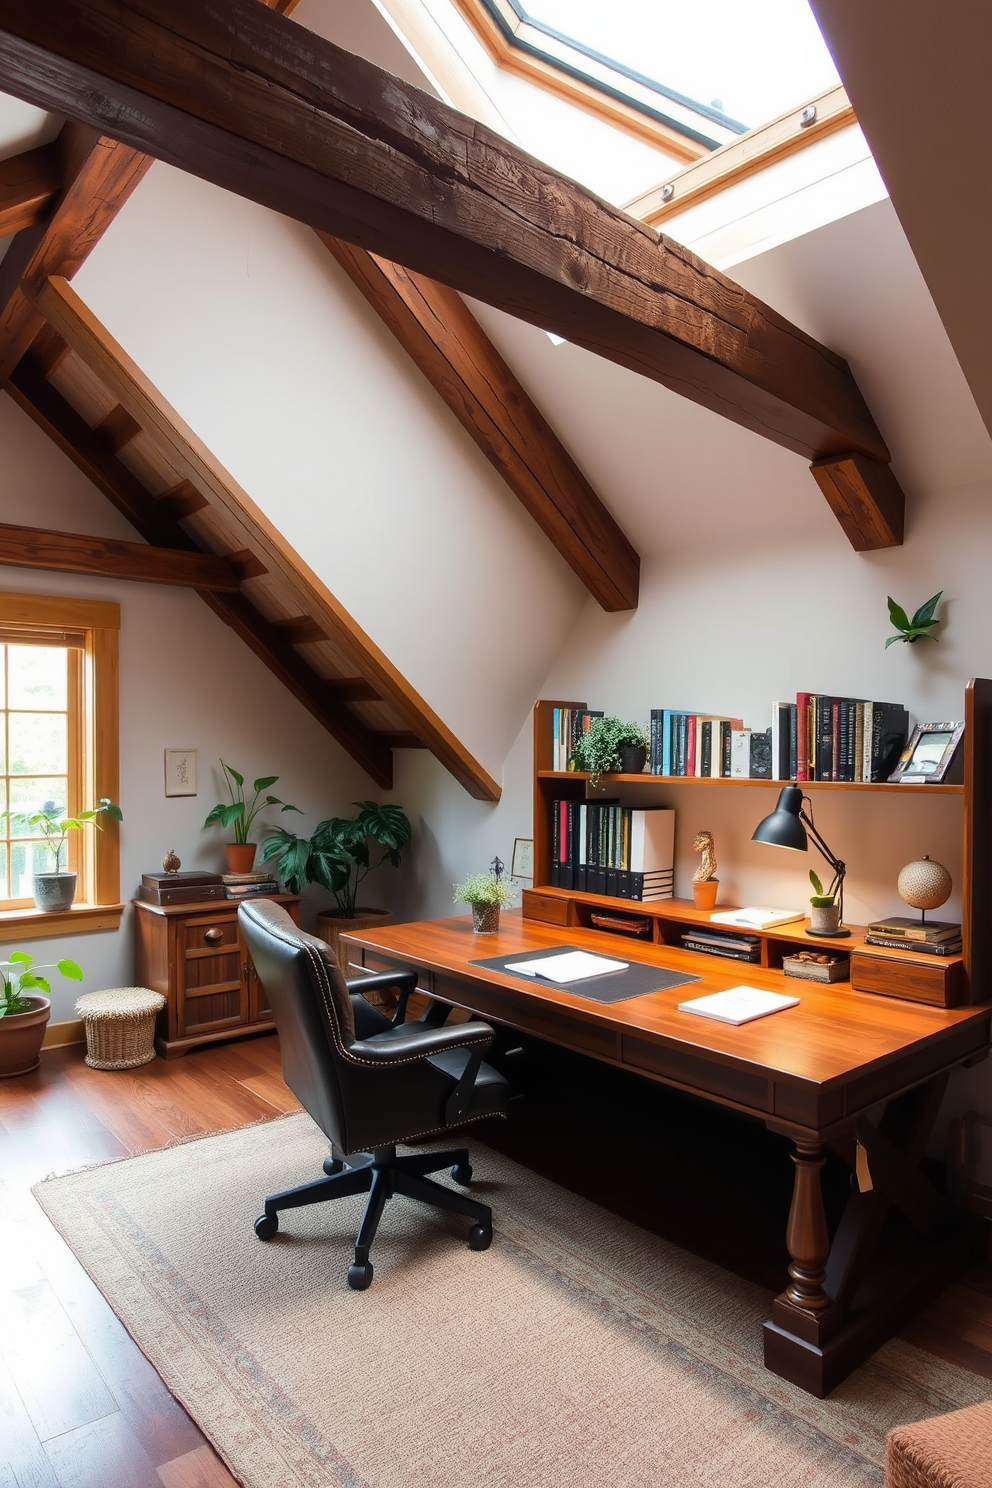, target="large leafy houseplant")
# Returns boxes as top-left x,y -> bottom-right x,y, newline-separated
570,717 -> 650,788
0,950 -> 84,1078
259,801 -> 412,918
202,762 -> 300,846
